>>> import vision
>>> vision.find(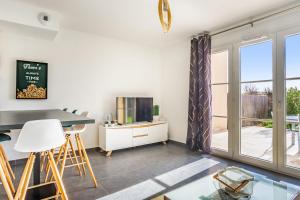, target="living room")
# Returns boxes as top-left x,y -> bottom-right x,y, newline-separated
0,0 -> 300,199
